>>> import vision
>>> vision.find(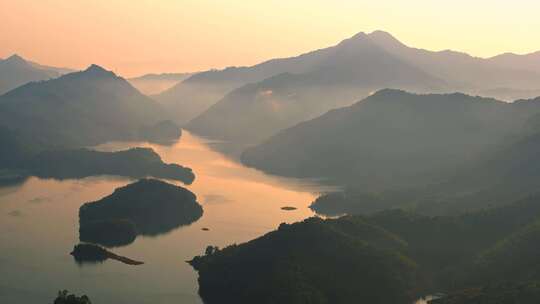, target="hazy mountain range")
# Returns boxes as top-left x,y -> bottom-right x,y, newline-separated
172,31 -> 540,144
488,51 -> 540,74
0,65 -> 167,151
128,72 -> 194,95
367,31 -> 540,91
0,54 -> 74,95
4,28 -> 540,304
239,89 -> 540,217
186,32 -> 446,143
241,89 -> 540,191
